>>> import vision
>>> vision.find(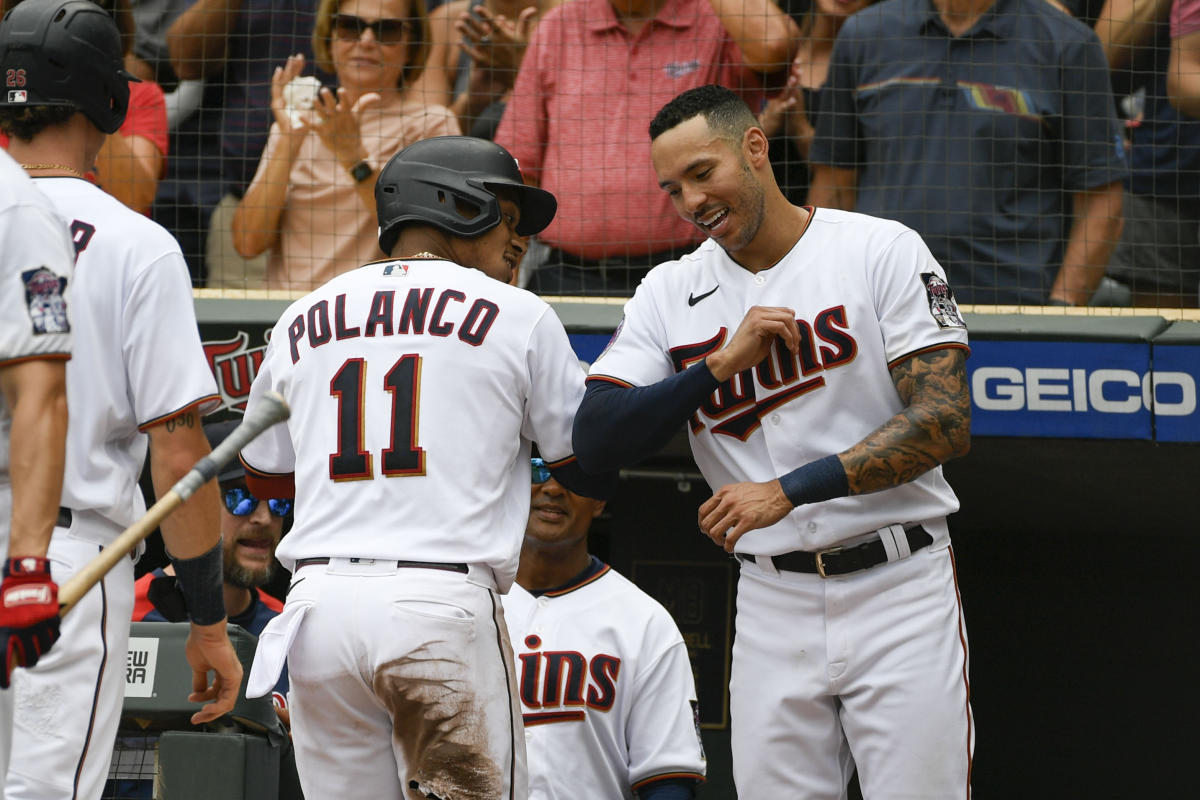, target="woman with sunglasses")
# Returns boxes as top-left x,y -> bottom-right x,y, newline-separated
232,0 -> 460,291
